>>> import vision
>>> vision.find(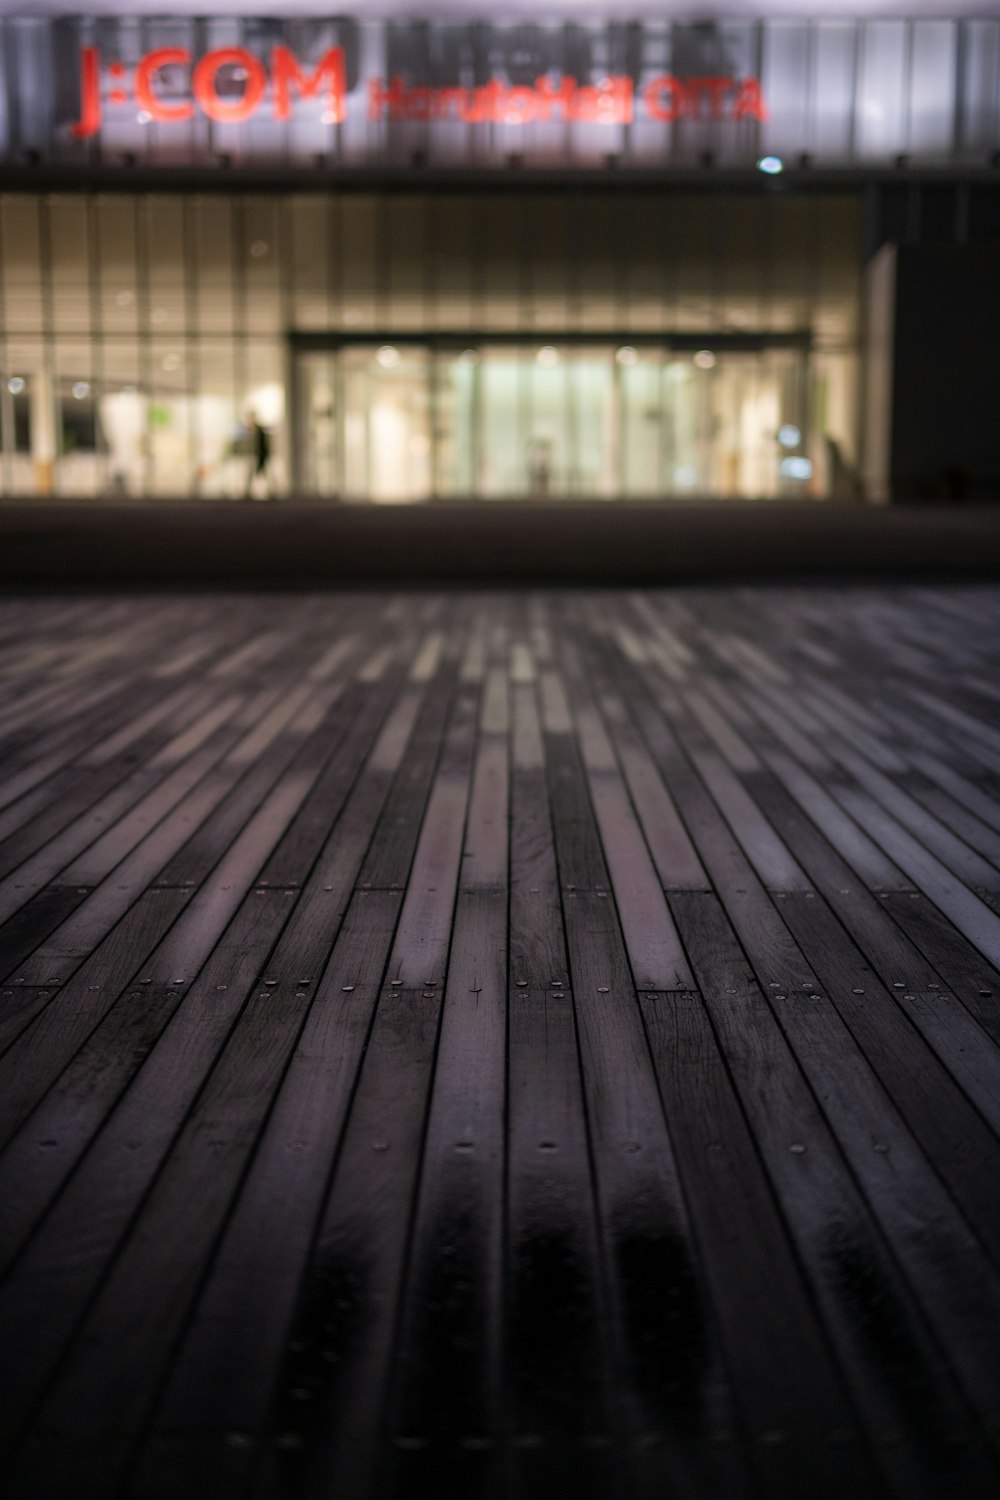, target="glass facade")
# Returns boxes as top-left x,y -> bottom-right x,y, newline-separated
0,190 -> 862,501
